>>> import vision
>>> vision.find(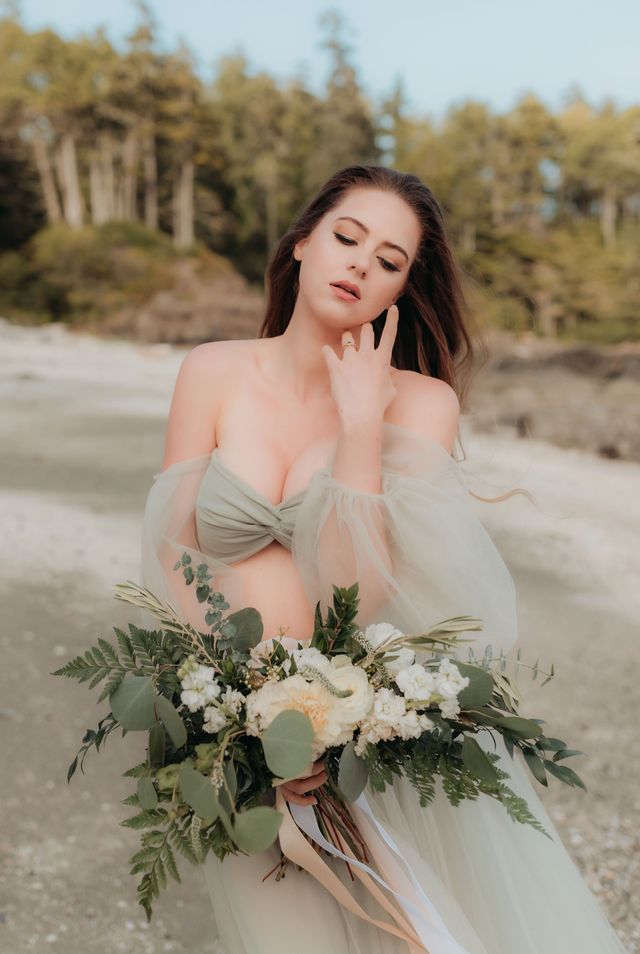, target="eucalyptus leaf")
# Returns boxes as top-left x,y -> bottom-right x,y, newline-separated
179,764 -> 220,822
337,741 -> 368,803
262,709 -> 314,779
155,694 -> 187,749
137,775 -> 158,809
148,721 -> 165,767
110,674 -> 156,730
233,806 -> 283,853
455,663 -> 494,709
461,736 -> 500,785
225,607 -> 263,651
